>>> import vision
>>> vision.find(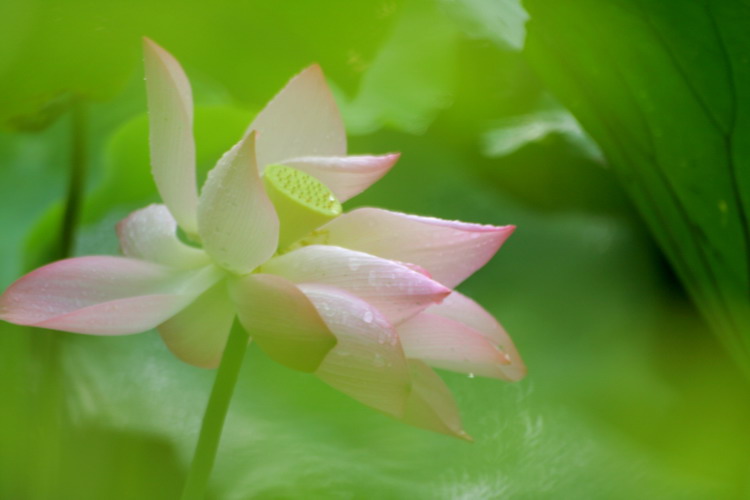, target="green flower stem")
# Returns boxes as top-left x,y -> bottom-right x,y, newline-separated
181,318 -> 249,500
59,97 -> 88,260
